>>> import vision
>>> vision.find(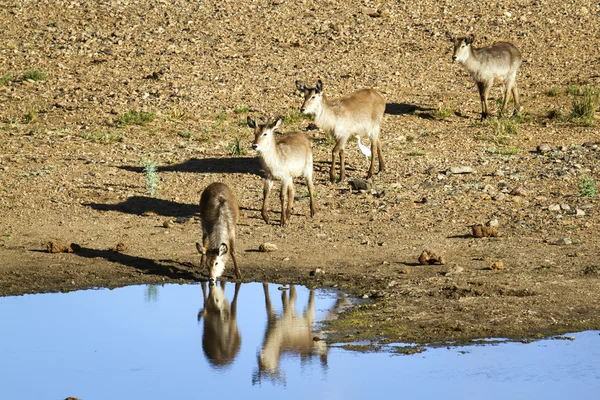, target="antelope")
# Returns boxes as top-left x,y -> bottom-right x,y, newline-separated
247,116 -> 316,227
196,182 -> 241,282
446,33 -> 522,120
296,79 -> 386,183
198,281 -> 241,367
253,283 -> 327,384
